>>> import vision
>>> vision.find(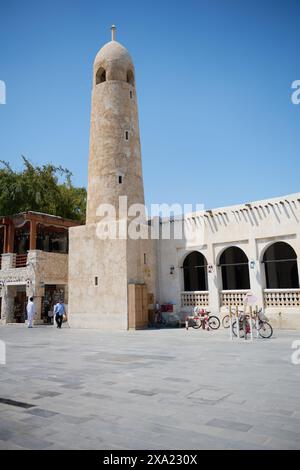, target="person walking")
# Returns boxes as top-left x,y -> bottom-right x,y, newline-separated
54,301 -> 65,329
26,297 -> 36,328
